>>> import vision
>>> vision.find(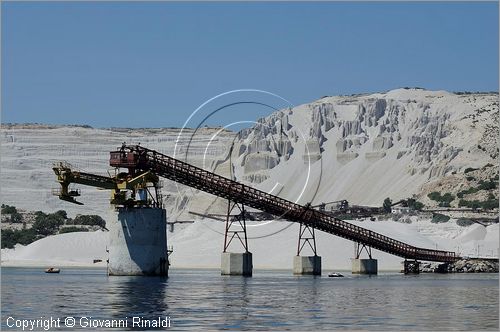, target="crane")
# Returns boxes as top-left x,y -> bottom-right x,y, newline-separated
52,161 -> 162,207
